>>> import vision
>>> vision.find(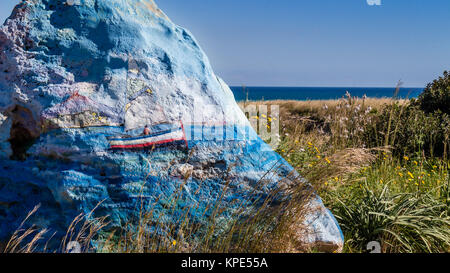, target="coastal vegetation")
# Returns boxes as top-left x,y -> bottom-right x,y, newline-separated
241,72 -> 450,252
4,73 -> 450,254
